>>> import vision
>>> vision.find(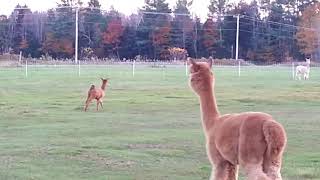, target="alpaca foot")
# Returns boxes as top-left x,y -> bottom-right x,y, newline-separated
245,164 -> 271,180
265,165 -> 282,180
